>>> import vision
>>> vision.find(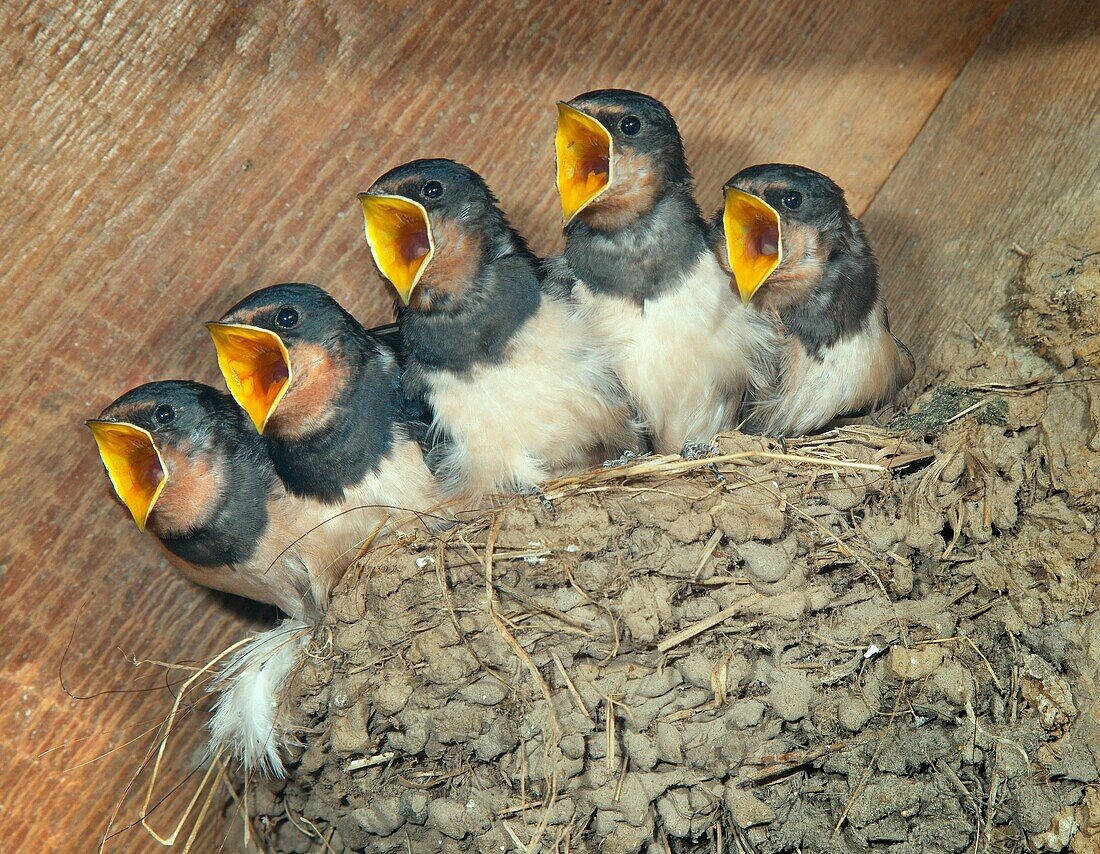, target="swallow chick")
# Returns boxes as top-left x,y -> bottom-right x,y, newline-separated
359,158 -> 642,502
715,164 -> 915,437
209,283 -> 445,534
87,381 -> 343,621
554,88 -> 778,454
